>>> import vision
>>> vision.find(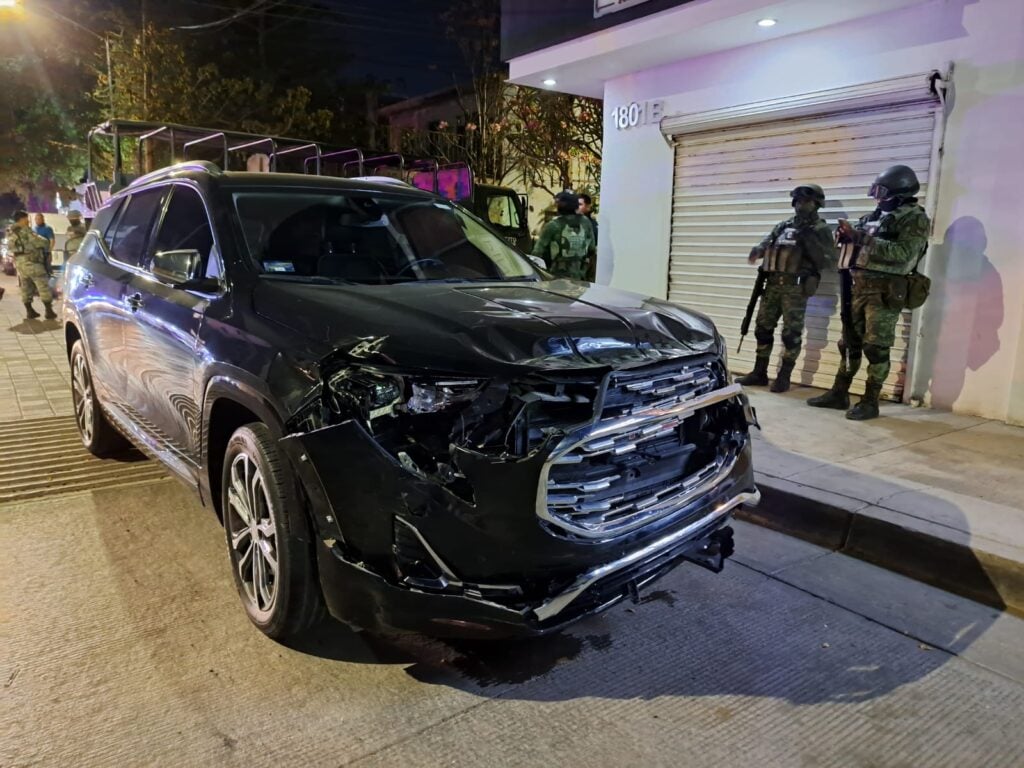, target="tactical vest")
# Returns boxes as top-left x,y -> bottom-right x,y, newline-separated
838,217 -> 882,270
764,224 -> 805,274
